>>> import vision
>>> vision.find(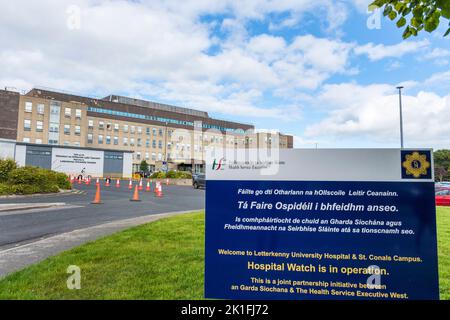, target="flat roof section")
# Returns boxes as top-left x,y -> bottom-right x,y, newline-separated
16,142 -> 135,153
